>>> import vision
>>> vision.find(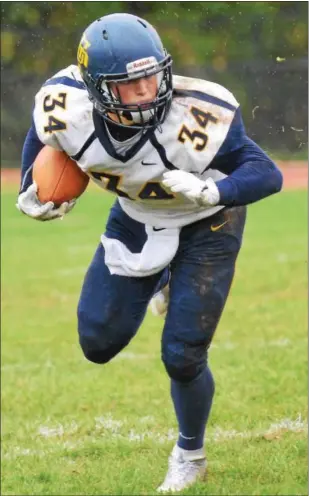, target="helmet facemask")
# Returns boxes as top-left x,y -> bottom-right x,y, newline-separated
84,54 -> 173,132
